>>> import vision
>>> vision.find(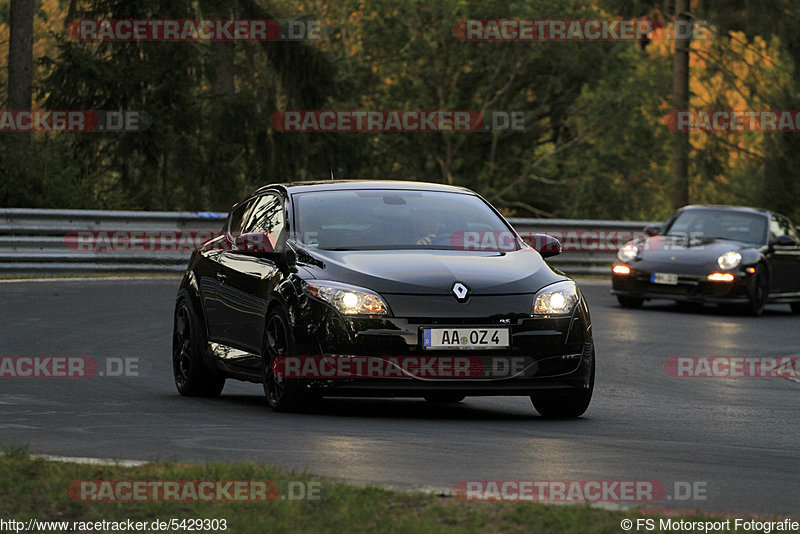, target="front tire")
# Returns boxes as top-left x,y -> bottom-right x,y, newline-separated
531,351 -> 594,418
743,265 -> 768,317
263,306 -> 309,412
172,300 -> 225,397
